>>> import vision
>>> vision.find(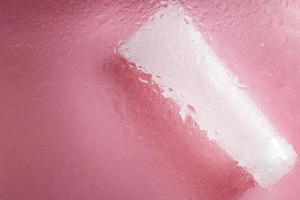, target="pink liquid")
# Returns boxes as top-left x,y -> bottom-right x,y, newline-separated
0,1 -> 299,199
